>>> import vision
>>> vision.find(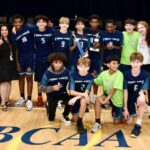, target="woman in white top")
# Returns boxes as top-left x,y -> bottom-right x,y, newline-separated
137,21 -> 150,113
